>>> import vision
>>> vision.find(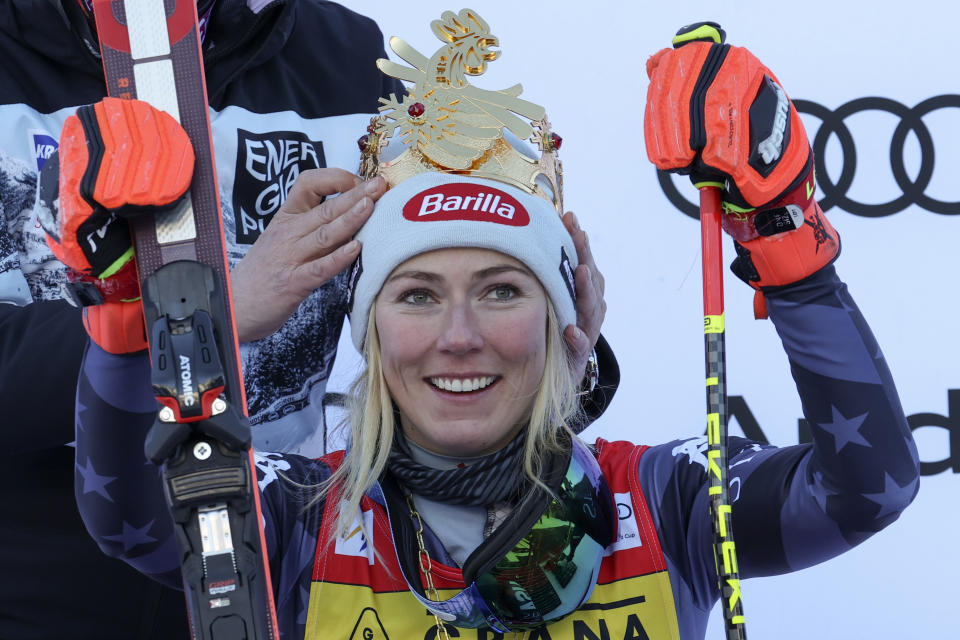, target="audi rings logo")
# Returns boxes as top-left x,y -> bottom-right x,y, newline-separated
659,94 -> 960,218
